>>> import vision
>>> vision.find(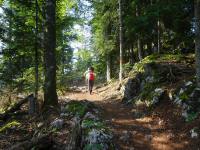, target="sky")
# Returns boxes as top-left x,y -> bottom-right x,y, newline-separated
70,0 -> 93,53
0,0 -> 93,58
